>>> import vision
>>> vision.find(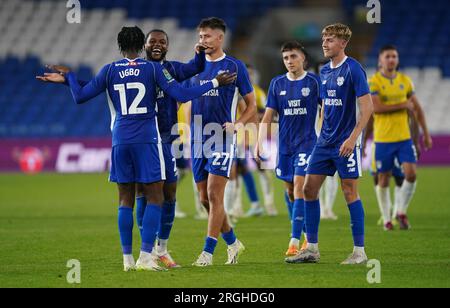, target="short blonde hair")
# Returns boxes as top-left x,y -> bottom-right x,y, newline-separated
322,23 -> 352,41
